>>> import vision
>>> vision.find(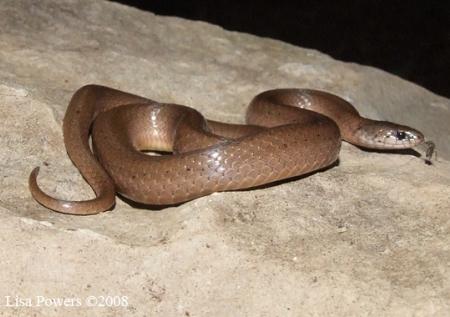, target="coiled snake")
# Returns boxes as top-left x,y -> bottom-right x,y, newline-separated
29,85 -> 432,215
